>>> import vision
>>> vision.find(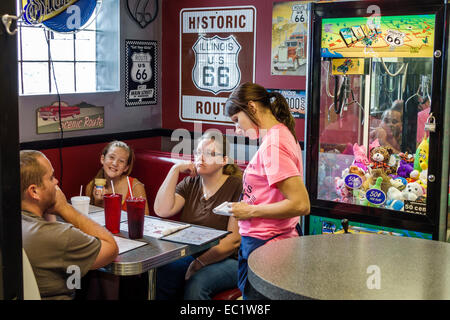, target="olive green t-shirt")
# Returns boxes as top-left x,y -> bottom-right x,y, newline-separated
21,210 -> 101,300
175,175 -> 243,231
